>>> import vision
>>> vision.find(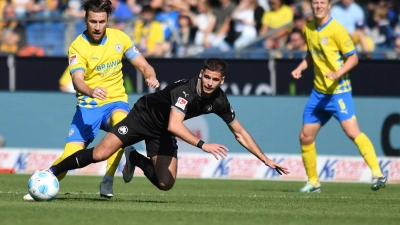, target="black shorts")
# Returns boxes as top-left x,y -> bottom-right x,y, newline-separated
110,110 -> 178,158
